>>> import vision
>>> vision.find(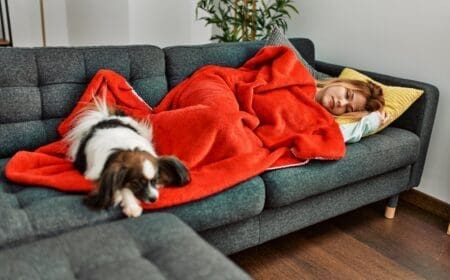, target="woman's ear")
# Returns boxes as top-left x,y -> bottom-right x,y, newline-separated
157,156 -> 190,187
84,164 -> 127,209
